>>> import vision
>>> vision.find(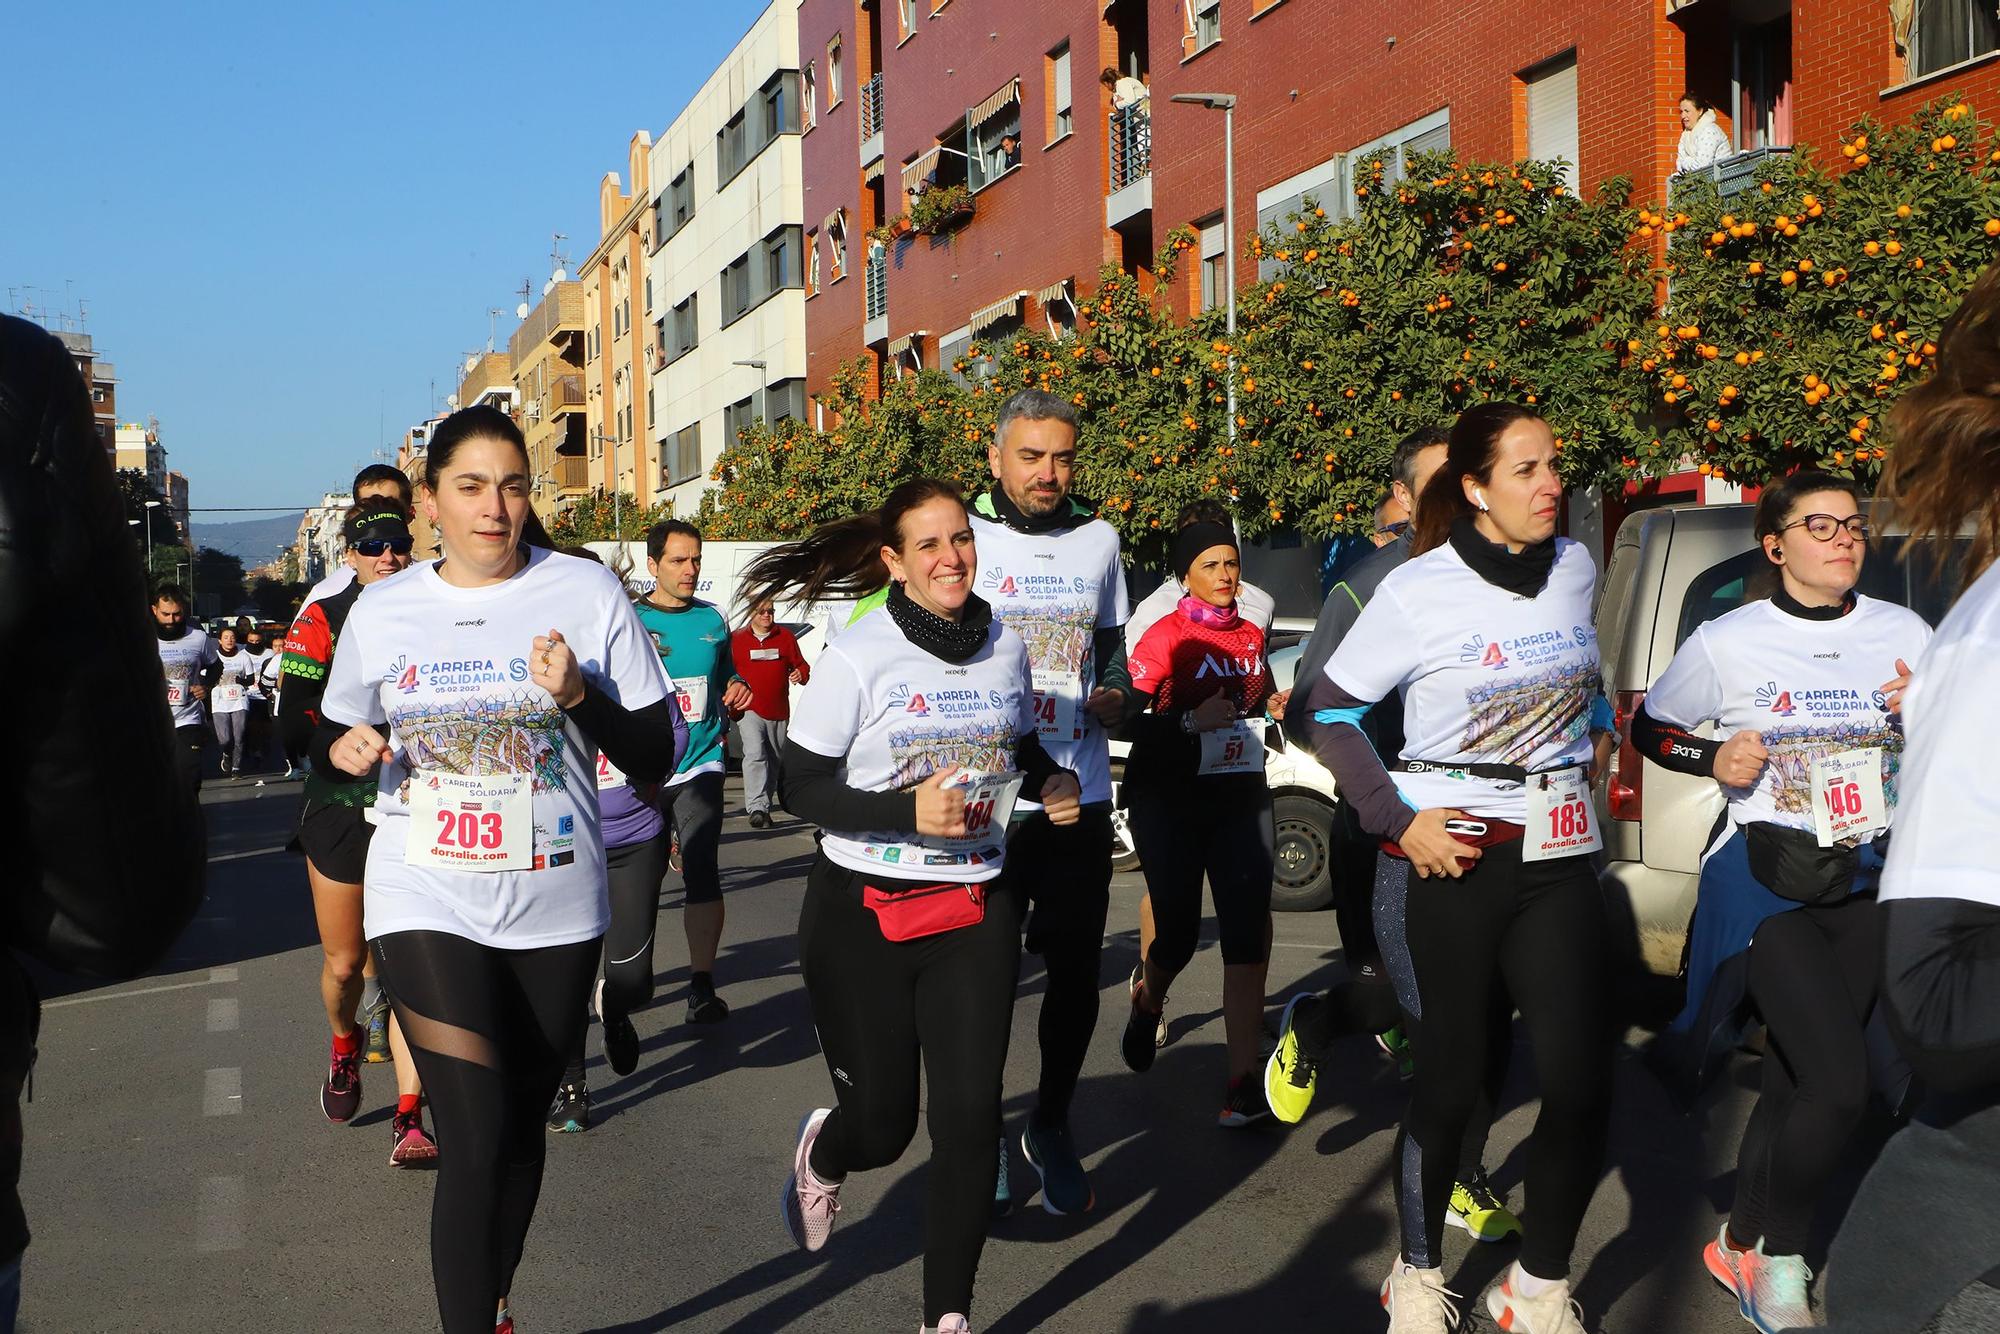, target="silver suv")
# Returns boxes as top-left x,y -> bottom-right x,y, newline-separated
1594,502 -> 1964,977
